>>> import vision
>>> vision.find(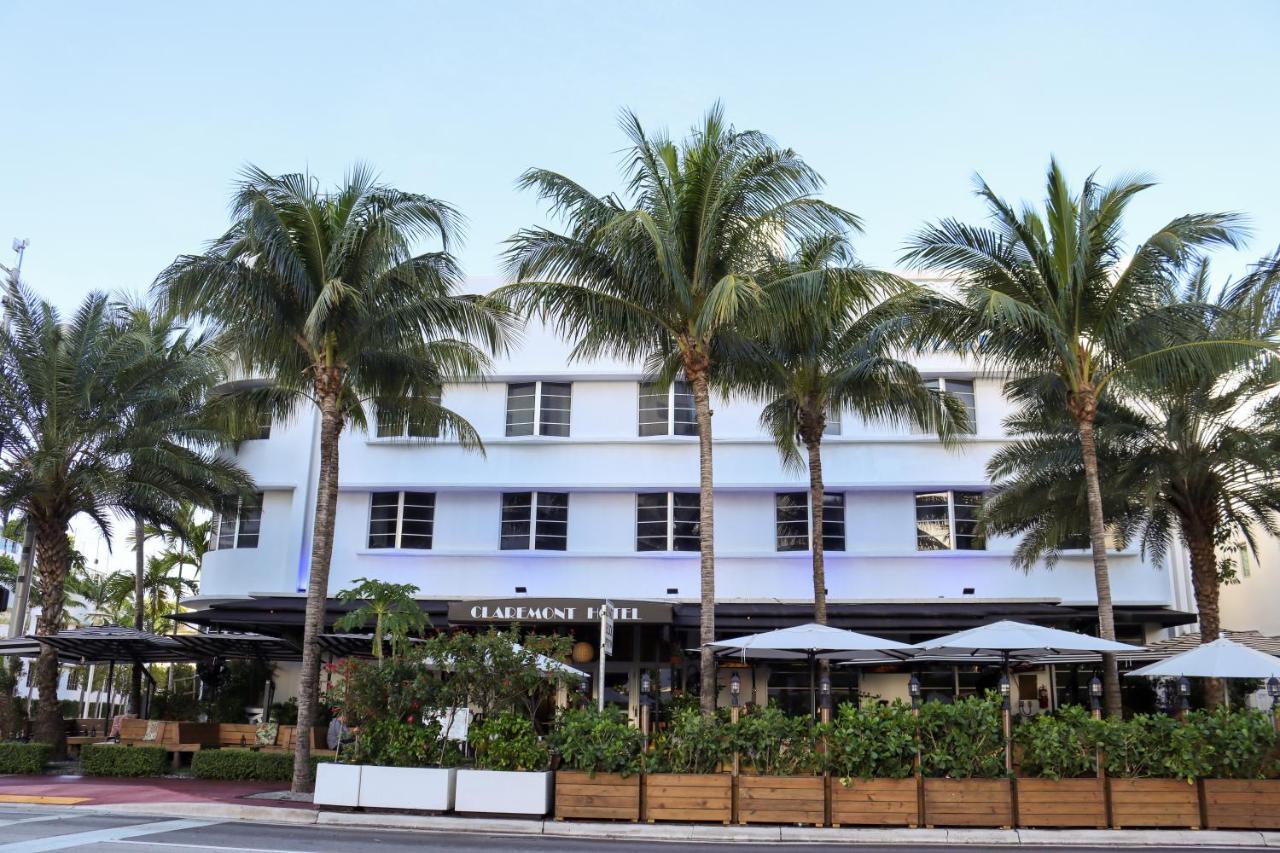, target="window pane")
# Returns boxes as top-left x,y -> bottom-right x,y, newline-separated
672,381 -> 697,436
500,492 -> 532,549
822,493 -> 845,552
505,383 -> 537,436
375,405 -> 405,438
254,412 -> 273,440
407,391 -> 443,439
824,407 -> 841,437
236,495 -> 262,549
672,492 -> 700,551
216,497 -> 237,550
775,492 -> 809,552
400,492 -> 435,549
638,382 -> 669,436
953,490 -> 985,550
636,493 -> 668,551
915,491 -> 950,550
944,379 -> 977,434
367,492 -> 398,548
533,491 -> 568,550
538,383 -> 572,437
